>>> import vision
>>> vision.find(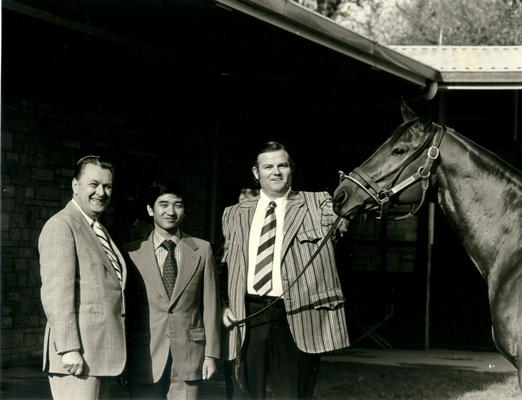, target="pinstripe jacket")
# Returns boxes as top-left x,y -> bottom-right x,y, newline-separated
221,191 -> 349,360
